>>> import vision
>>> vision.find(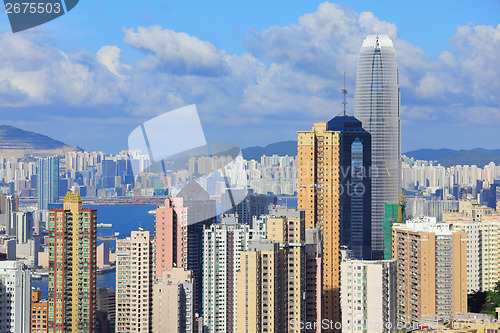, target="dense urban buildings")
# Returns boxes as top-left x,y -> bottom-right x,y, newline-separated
48,191 -> 97,333
115,230 -> 155,332
392,217 -> 467,325
354,35 -> 401,259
